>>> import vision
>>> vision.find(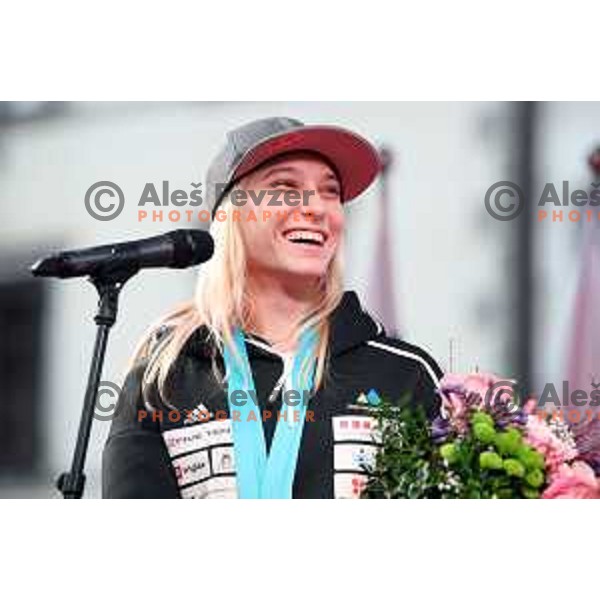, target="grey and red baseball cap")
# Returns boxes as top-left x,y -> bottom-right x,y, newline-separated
205,116 -> 382,216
